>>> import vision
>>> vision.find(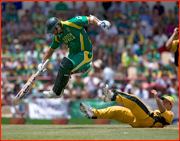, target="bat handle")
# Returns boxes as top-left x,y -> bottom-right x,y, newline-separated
42,59 -> 49,68
36,59 -> 49,76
